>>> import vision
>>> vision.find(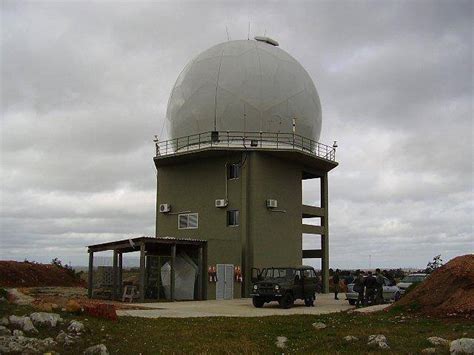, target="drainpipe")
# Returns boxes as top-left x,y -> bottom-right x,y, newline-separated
225,163 -> 228,202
